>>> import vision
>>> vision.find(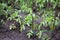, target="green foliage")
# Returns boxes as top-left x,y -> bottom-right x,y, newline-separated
0,0 -> 60,40
8,11 -> 19,20
42,34 -> 50,40
0,3 -> 7,10
20,24 -> 25,32
39,10 -> 60,30
24,14 -> 32,26
27,30 -> 33,38
36,30 -> 43,38
50,0 -> 60,8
